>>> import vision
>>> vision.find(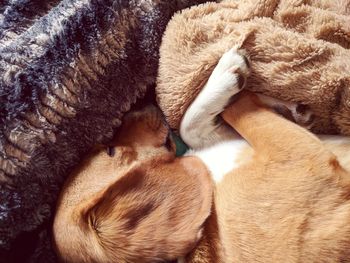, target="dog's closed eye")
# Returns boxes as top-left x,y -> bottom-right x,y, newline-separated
106,146 -> 115,157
